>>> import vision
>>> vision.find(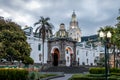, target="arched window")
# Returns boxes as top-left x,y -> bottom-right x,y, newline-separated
77,50 -> 79,55
87,59 -> 88,64
86,51 -> 88,56
67,57 -> 69,62
38,44 -> 41,51
39,54 -> 42,61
